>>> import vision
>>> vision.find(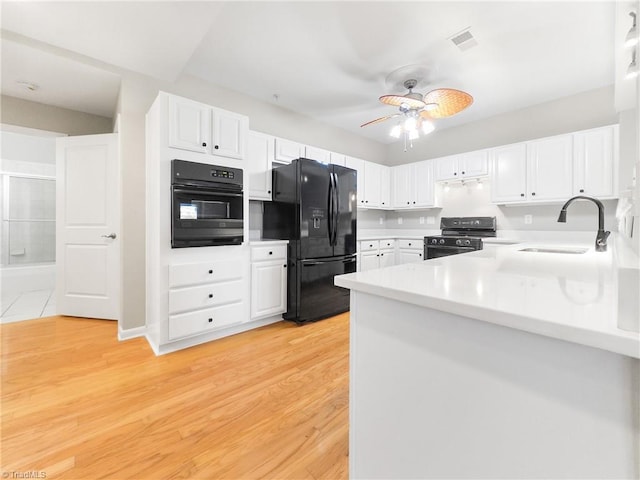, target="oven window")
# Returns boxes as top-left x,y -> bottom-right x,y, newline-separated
180,200 -> 230,220
180,203 -> 198,220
